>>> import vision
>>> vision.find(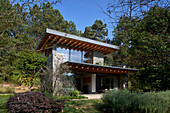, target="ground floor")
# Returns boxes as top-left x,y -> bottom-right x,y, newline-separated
75,72 -> 128,94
